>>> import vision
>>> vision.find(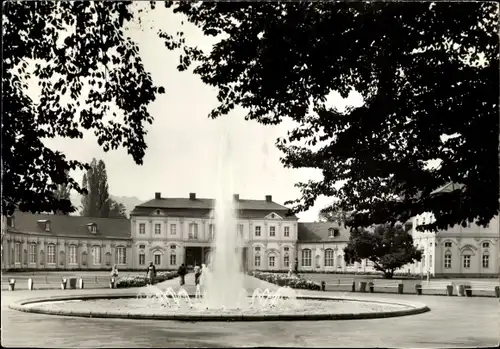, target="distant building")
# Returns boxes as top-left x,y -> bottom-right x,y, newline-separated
410,183 -> 499,277
2,188 -> 496,277
1,212 -> 132,271
129,192 -> 298,271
